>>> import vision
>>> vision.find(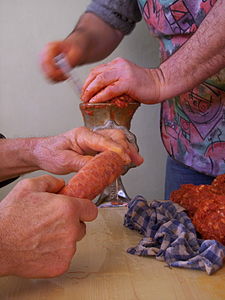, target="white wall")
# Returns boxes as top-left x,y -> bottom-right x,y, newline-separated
0,0 -> 167,200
